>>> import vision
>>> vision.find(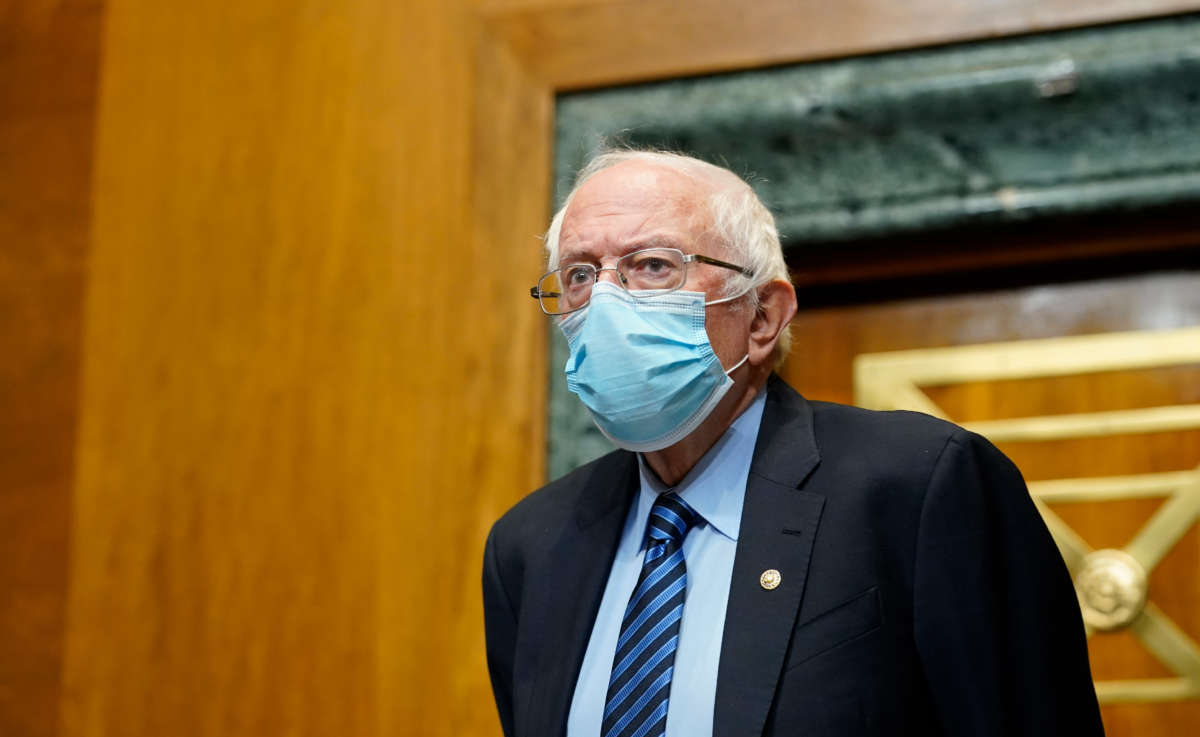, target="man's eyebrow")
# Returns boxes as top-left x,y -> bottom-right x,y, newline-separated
557,236 -> 685,266
557,249 -> 593,265
626,235 -> 683,251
